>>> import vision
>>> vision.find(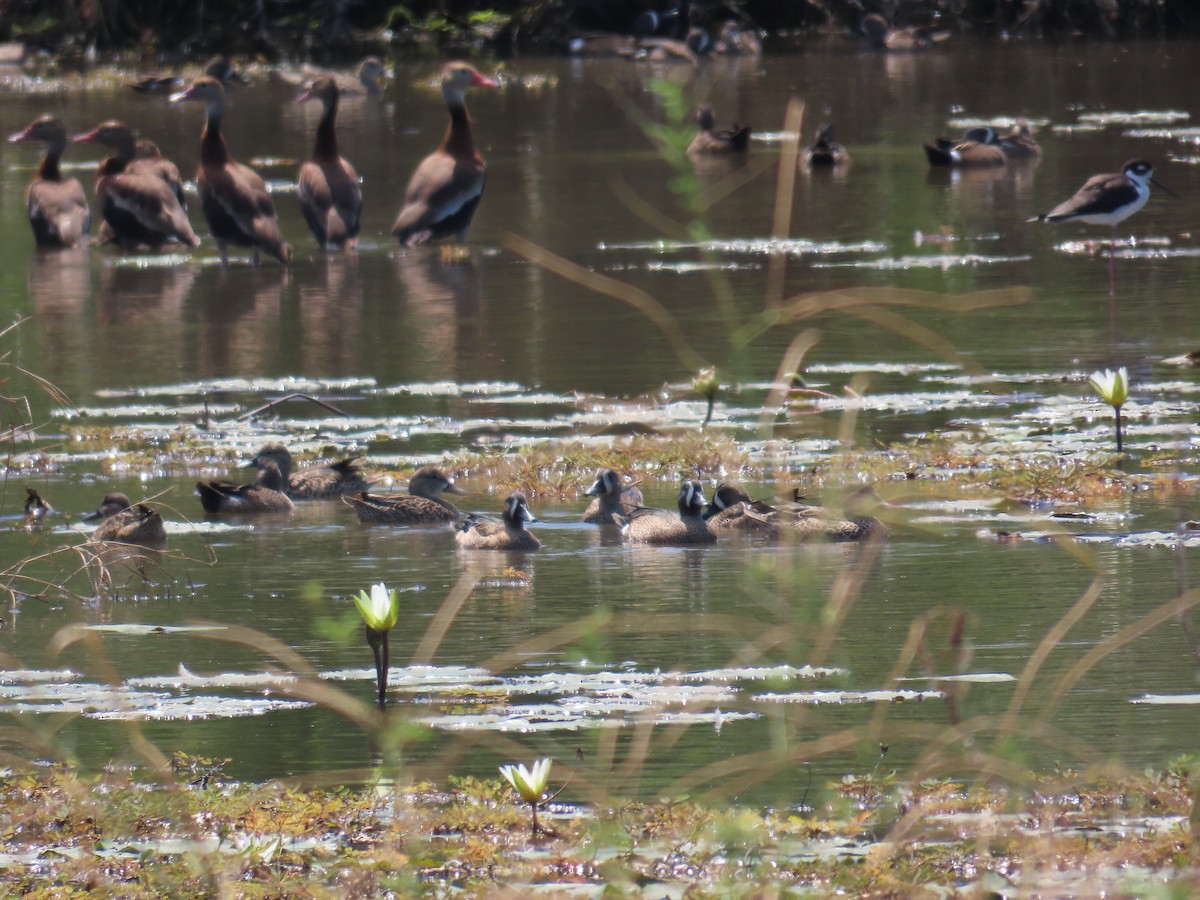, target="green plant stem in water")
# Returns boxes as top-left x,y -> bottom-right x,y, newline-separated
1115,407 -> 1123,453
